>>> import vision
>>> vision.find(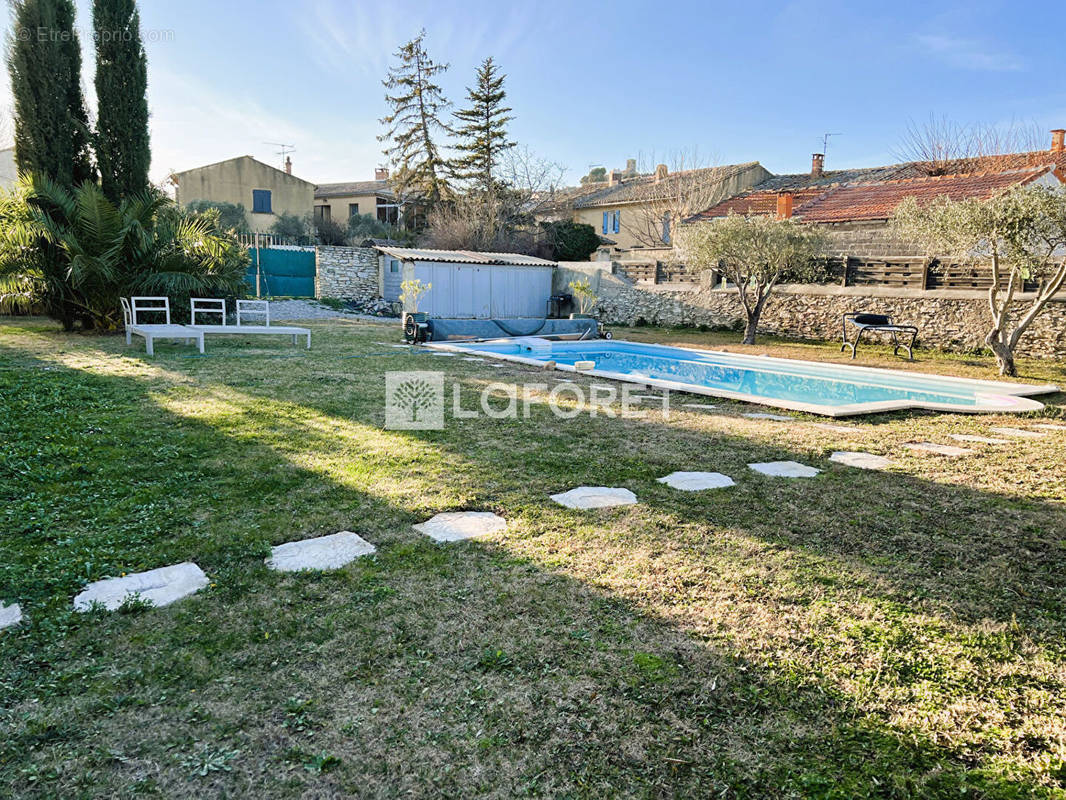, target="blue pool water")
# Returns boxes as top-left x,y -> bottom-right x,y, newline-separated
436,338 -> 1052,416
